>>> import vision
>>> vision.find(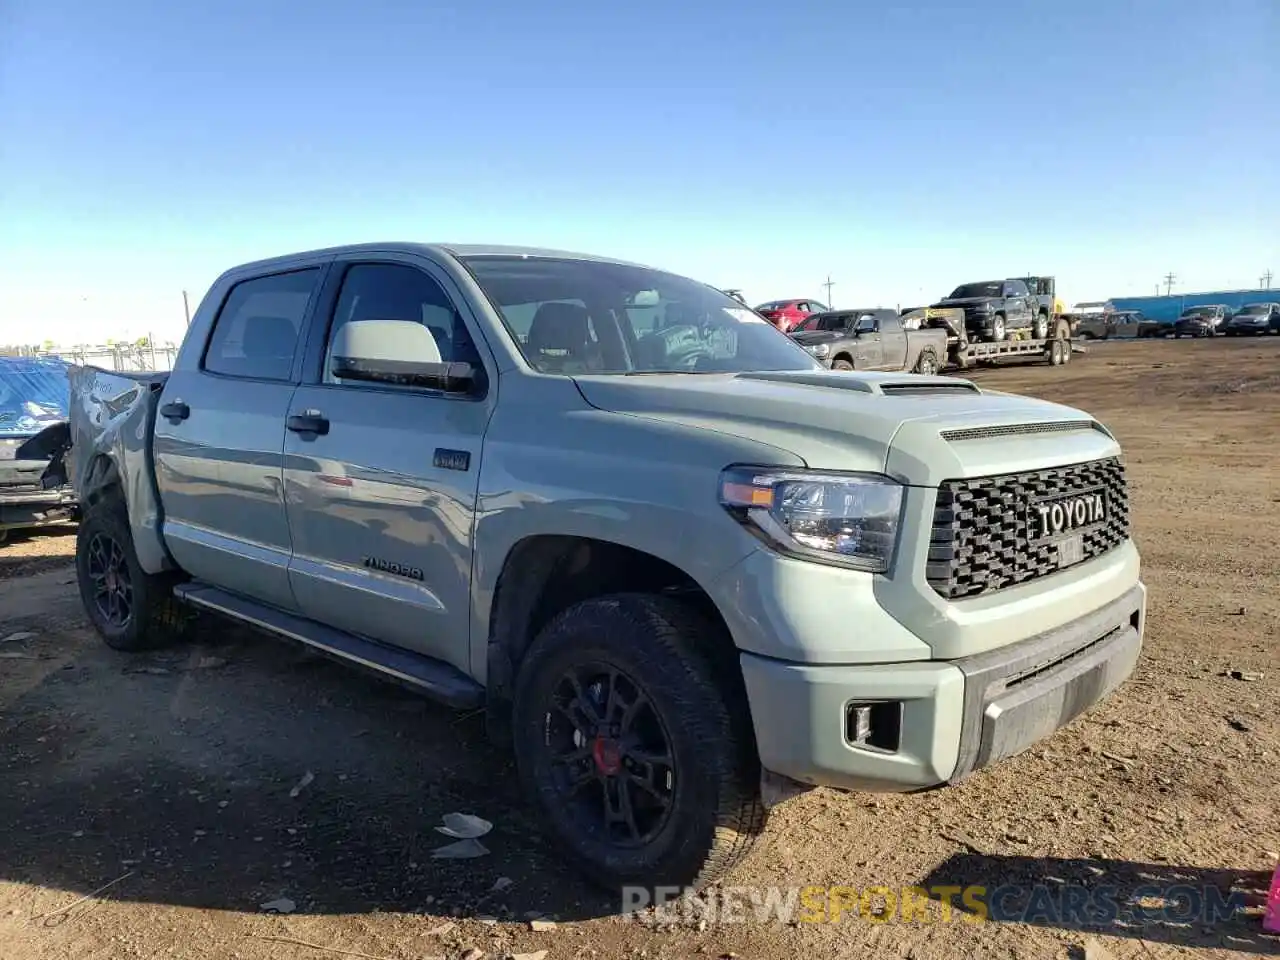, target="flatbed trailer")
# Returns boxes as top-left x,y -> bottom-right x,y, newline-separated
946,318 -> 1078,370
